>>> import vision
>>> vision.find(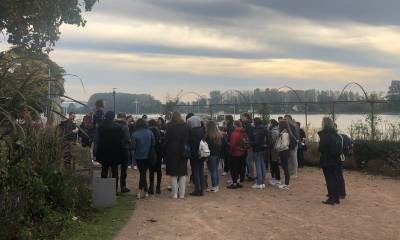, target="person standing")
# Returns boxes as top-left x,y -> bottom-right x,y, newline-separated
319,117 -> 342,205
284,115 -> 300,177
275,120 -> 291,190
297,122 -> 307,168
59,112 -> 78,168
252,117 -> 267,189
227,120 -> 248,189
205,120 -> 224,193
115,113 -> 131,193
148,119 -> 163,195
165,112 -> 189,199
223,115 -> 235,176
131,119 -> 155,199
92,99 -> 105,162
186,114 -> 206,196
241,113 -> 255,181
96,111 -> 124,193
268,119 -> 281,186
